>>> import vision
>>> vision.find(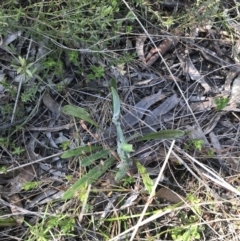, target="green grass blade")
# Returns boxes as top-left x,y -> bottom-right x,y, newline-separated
138,130 -> 185,141
62,157 -> 115,200
61,146 -> 102,158
80,149 -> 110,167
61,105 -> 99,127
